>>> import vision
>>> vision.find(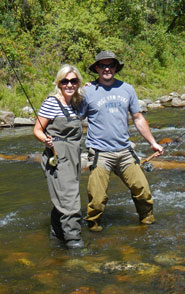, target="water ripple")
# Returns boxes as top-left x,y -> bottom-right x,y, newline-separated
0,212 -> 17,227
